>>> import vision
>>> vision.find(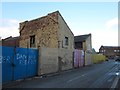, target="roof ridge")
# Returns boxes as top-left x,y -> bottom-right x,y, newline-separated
75,33 -> 91,37
20,11 -> 59,23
